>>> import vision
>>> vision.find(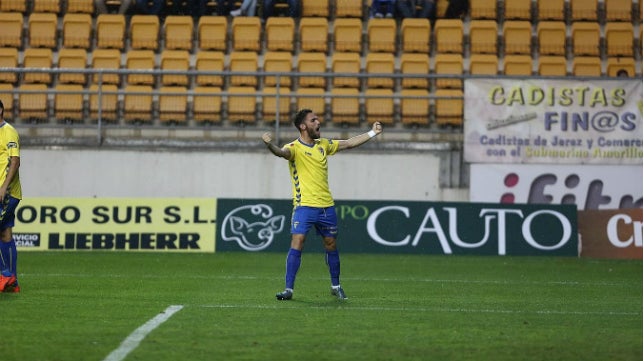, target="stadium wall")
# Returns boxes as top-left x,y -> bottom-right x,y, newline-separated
20,148 -> 468,201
